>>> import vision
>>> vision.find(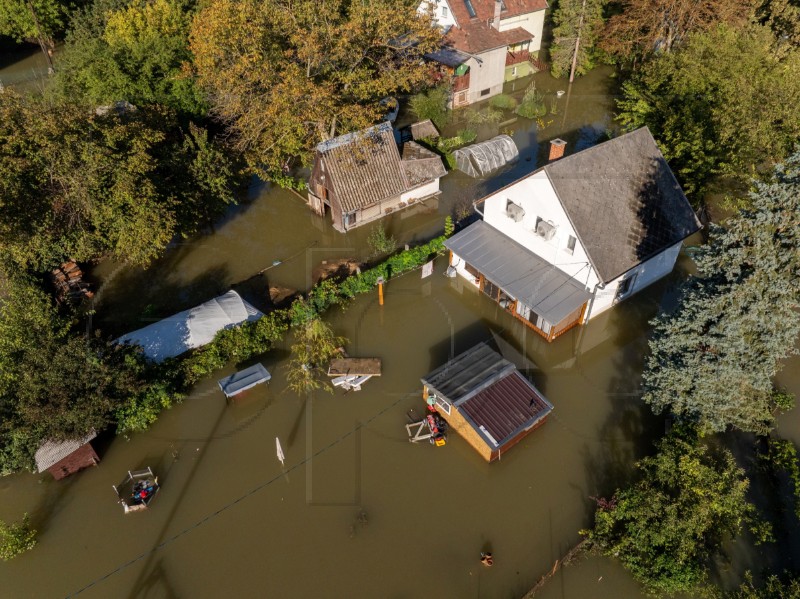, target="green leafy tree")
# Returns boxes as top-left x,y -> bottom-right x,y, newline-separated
641,152 -> 800,434
53,0 -> 206,117
617,25 -> 800,197
409,86 -> 450,128
0,91 -> 235,269
0,0 -> 84,59
730,573 -> 800,598
190,0 -> 443,183
0,514 -> 36,561
286,313 -> 347,394
549,0 -> 606,79
585,429 -> 768,595
758,0 -> 800,50
366,225 -> 396,257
